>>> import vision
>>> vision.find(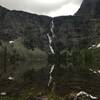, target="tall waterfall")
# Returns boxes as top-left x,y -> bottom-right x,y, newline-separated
47,19 -> 55,54
47,19 -> 56,88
